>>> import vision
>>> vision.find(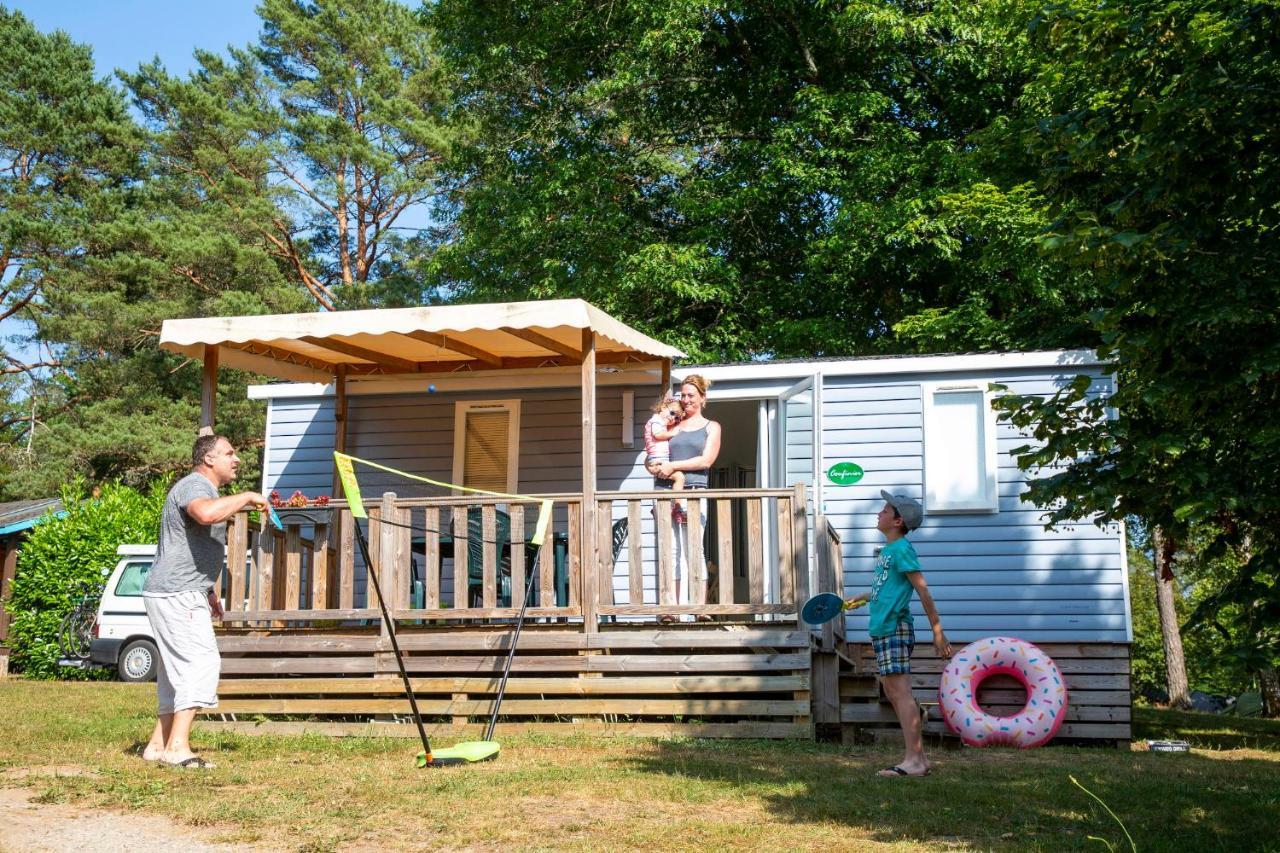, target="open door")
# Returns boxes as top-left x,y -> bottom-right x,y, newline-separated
772,375 -> 821,601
